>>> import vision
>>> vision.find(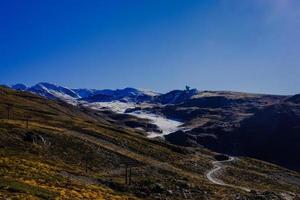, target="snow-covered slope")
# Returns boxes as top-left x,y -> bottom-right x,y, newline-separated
129,111 -> 183,138
82,101 -> 136,113
81,101 -> 184,138
27,82 -> 80,101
